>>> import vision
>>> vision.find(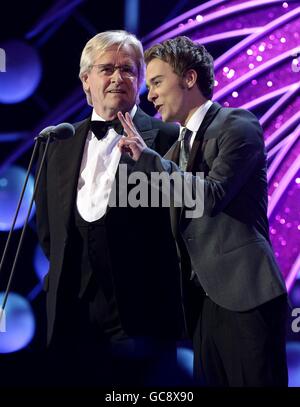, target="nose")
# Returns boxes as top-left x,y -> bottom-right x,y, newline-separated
111,68 -> 123,83
147,87 -> 157,103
